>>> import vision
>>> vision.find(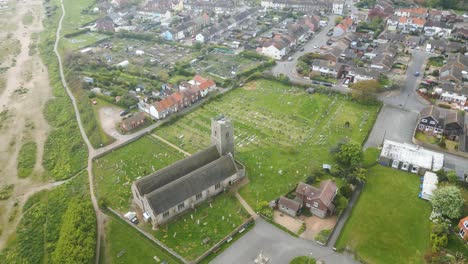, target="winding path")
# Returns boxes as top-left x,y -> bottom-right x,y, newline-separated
53,1 -> 103,262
